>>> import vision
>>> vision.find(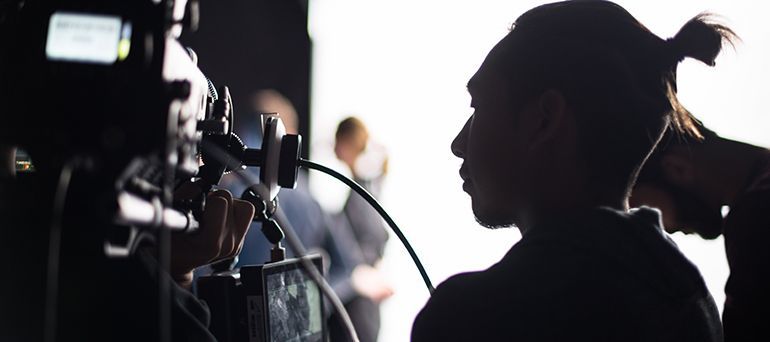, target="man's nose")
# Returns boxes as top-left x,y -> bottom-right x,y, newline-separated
451,117 -> 472,158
